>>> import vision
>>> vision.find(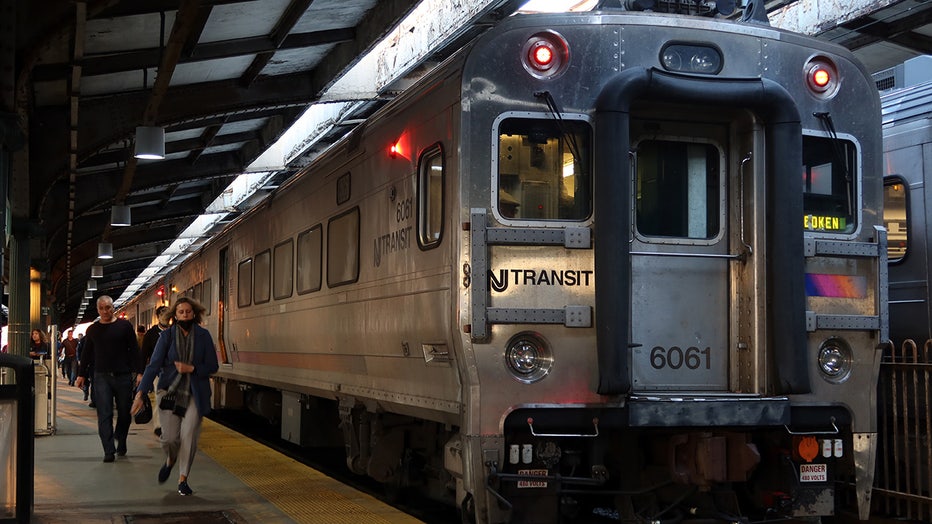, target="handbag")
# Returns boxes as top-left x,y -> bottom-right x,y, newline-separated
159,392 -> 176,411
134,391 -> 153,424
